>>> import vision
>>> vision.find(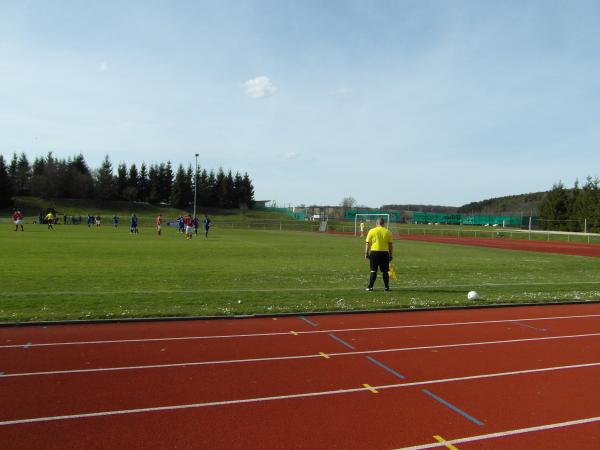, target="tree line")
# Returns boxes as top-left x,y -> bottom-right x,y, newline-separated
538,177 -> 600,232
0,152 -> 255,210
